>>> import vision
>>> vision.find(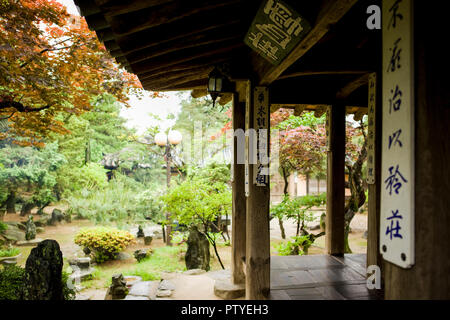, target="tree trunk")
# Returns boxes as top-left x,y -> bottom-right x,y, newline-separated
306,172 -> 310,195
279,166 -> 290,239
84,139 -> 91,165
6,191 -> 16,214
20,201 -> 36,216
344,122 -> 368,253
